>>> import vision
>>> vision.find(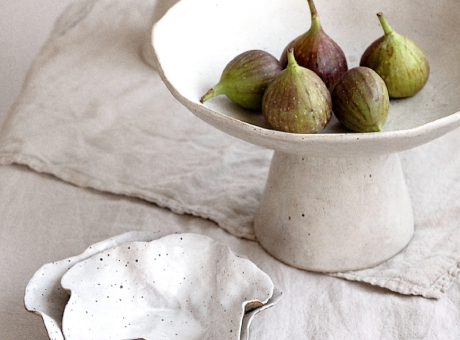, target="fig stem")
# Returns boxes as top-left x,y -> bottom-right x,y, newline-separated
307,0 -> 318,17
377,12 -> 394,36
200,88 -> 216,103
307,0 -> 321,32
287,48 -> 298,68
200,82 -> 226,103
